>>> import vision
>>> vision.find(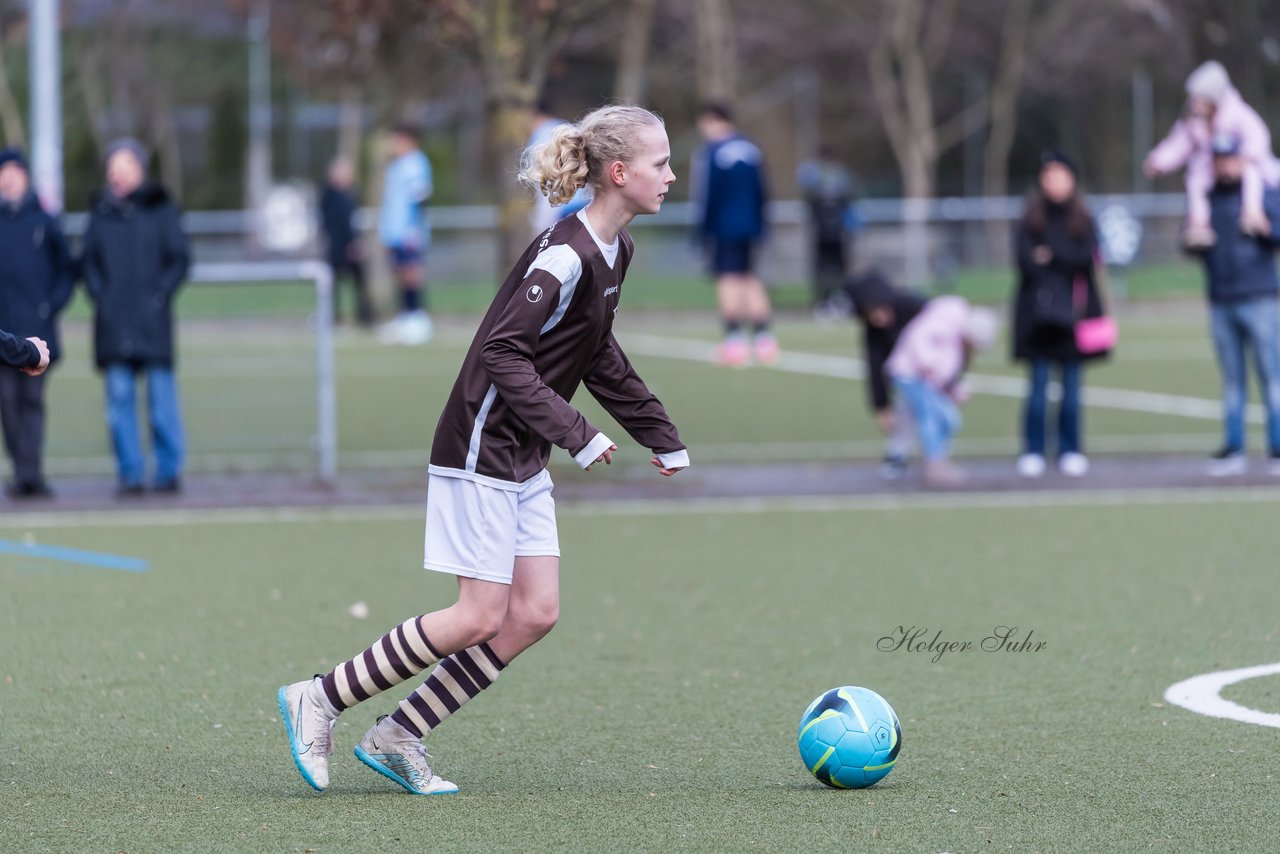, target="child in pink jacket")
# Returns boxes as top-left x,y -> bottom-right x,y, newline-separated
886,296 -> 998,487
1144,61 -> 1280,248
